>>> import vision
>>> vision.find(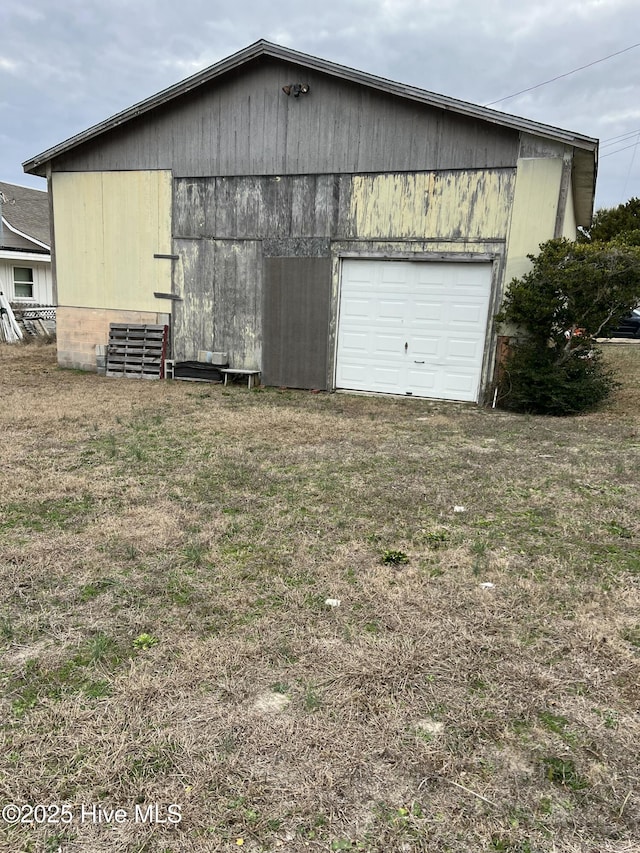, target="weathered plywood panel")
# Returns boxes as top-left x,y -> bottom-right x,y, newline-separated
262,257 -> 332,389
349,171 -> 516,241
503,157 -> 564,284
52,170 -> 172,311
53,58 -> 519,178
173,238 -> 262,367
171,239 -> 215,362
174,174 -> 347,240
174,171 -> 514,245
